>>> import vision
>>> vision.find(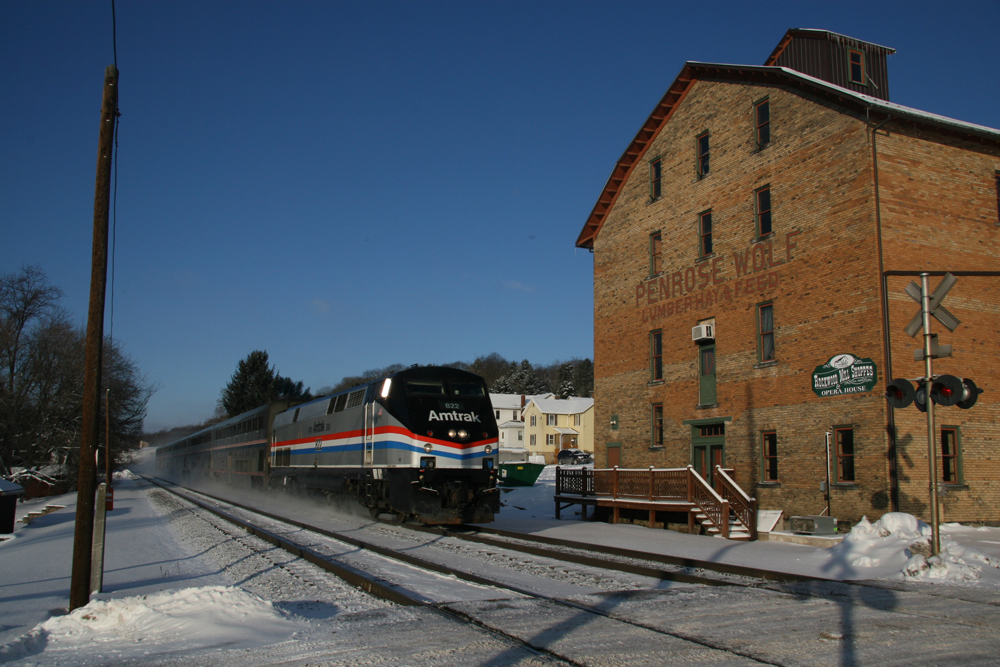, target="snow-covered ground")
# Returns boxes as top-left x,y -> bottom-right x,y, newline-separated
1,462 -> 998,666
